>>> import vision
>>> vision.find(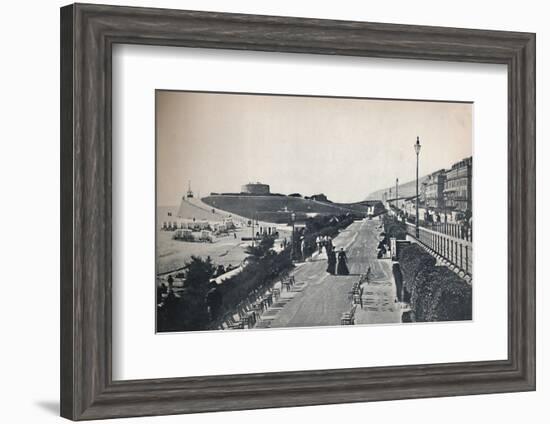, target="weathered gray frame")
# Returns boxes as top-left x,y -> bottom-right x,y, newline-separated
60,3 -> 536,421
